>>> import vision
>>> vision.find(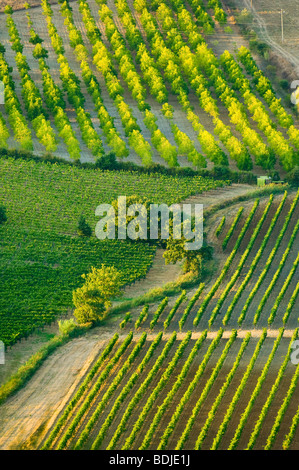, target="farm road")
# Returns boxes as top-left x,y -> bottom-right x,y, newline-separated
242,0 -> 299,74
